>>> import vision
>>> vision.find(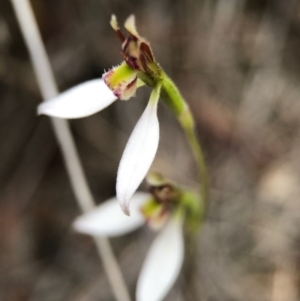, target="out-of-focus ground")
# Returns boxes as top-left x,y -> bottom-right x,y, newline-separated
1,0 -> 300,300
